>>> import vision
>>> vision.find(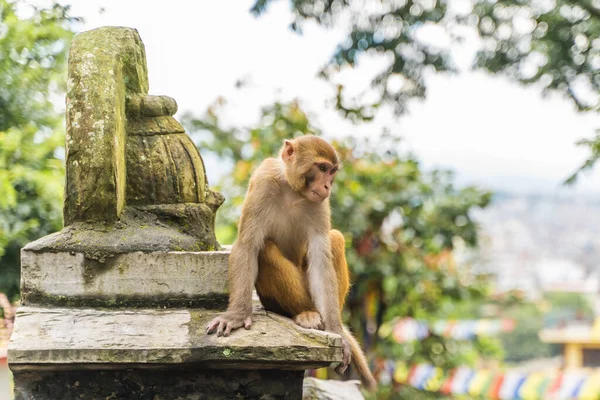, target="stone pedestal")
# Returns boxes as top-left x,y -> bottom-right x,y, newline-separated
9,26 -> 343,399
10,247 -> 342,399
